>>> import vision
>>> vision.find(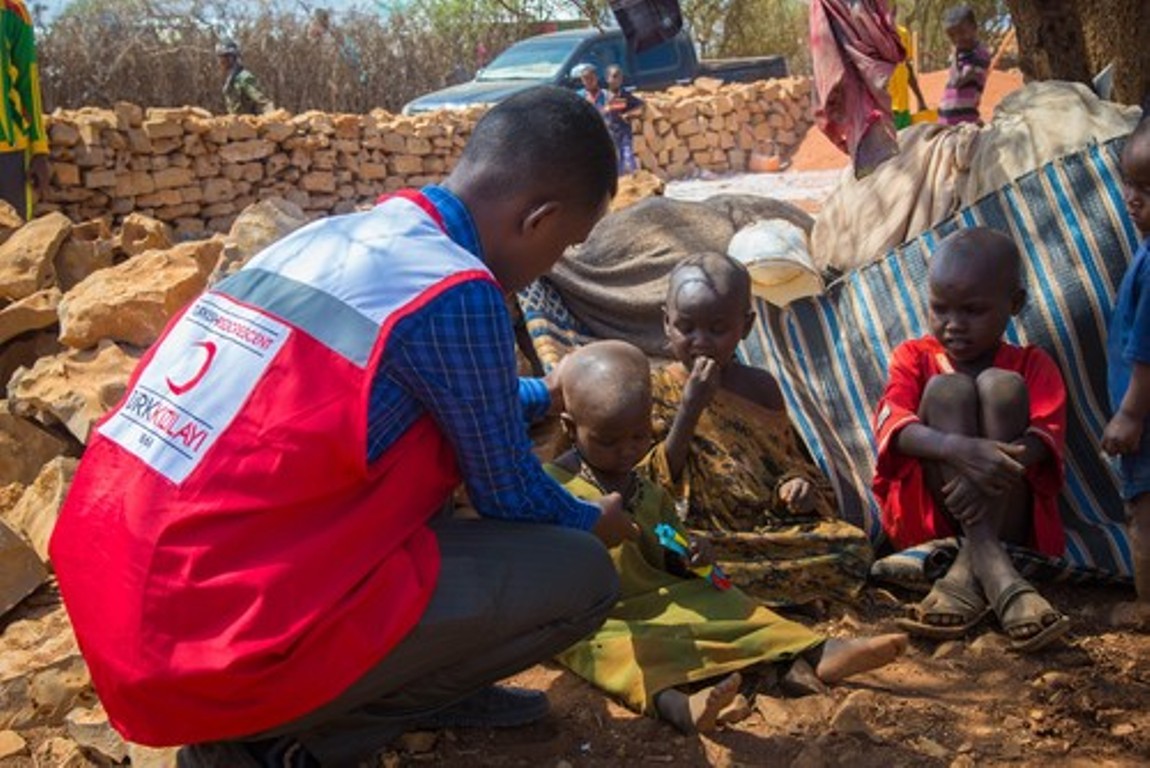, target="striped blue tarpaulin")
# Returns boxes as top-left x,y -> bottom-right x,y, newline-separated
744,138 -> 1137,582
